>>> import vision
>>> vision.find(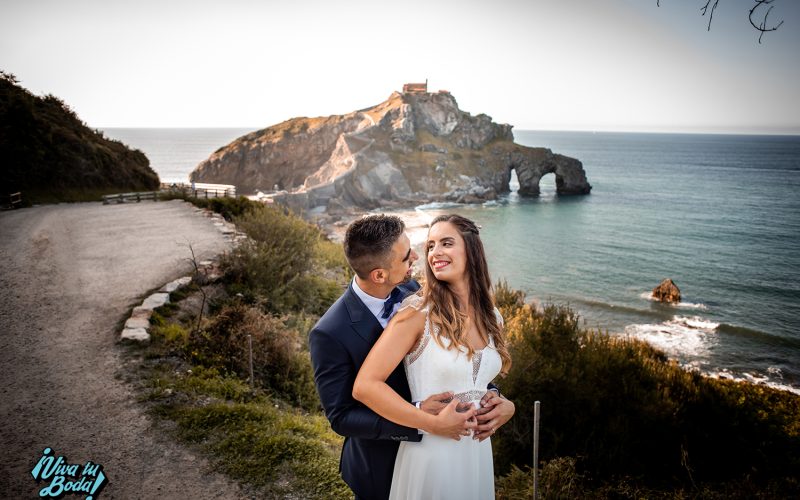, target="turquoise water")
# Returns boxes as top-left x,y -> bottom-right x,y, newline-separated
102,128 -> 800,393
